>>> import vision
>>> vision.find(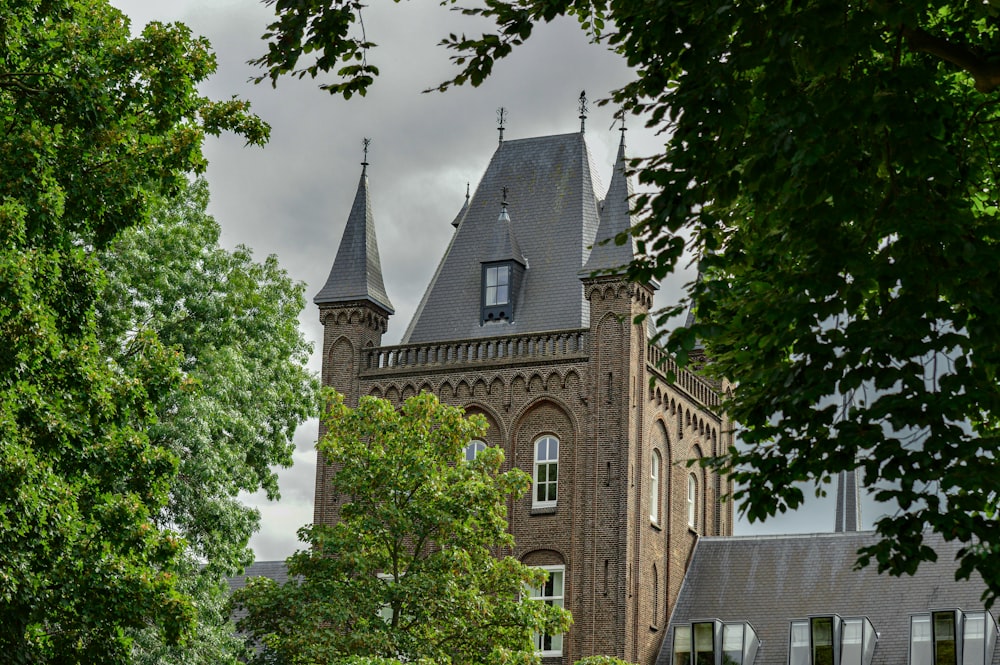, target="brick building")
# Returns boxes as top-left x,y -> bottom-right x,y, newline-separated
313,125 -> 732,665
